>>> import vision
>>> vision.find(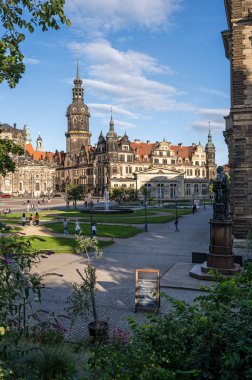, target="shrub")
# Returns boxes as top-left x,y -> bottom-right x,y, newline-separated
87,263 -> 252,379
